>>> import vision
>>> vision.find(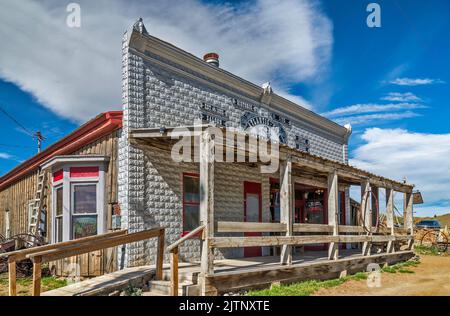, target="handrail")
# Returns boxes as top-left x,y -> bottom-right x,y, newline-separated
1,230 -> 128,261
167,225 -> 205,252
167,225 -> 205,297
7,228 -> 165,297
